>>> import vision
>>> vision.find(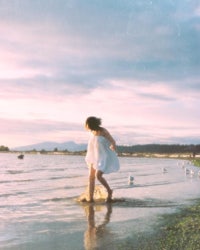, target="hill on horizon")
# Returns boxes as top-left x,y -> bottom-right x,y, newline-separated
12,142 -> 200,154
13,141 -> 87,152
